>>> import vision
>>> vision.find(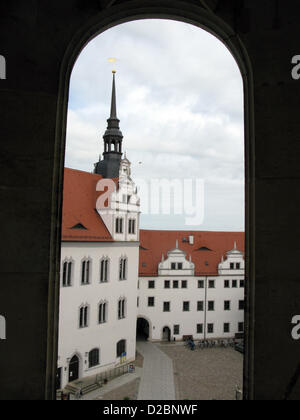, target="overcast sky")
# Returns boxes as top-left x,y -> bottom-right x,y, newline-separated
65,19 -> 244,232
